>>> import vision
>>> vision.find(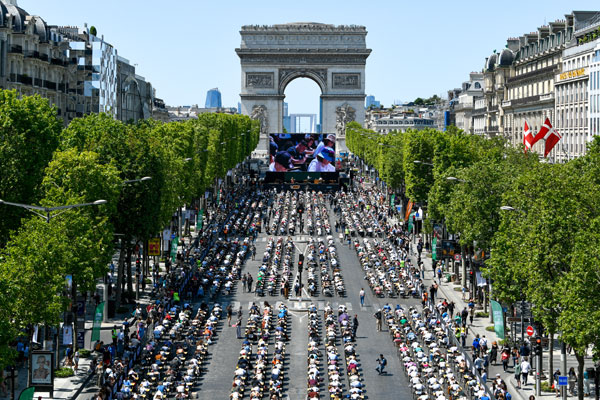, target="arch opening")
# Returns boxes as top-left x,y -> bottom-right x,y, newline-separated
283,77 -> 322,133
